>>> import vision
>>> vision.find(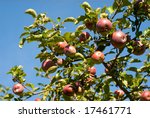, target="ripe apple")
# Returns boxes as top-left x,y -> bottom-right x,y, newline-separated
63,84 -> 75,96
42,59 -> 56,72
64,45 -> 76,56
132,40 -> 146,55
12,83 -> 24,95
88,66 -> 96,75
96,18 -> 112,35
57,58 -> 64,66
114,89 -> 124,97
91,51 -> 104,63
79,32 -> 90,42
54,41 -> 68,53
140,90 -> 150,101
111,30 -> 127,49
35,98 -> 41,101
